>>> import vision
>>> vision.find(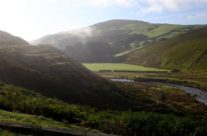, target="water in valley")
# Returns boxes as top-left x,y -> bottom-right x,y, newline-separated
111,78 -> 207,106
